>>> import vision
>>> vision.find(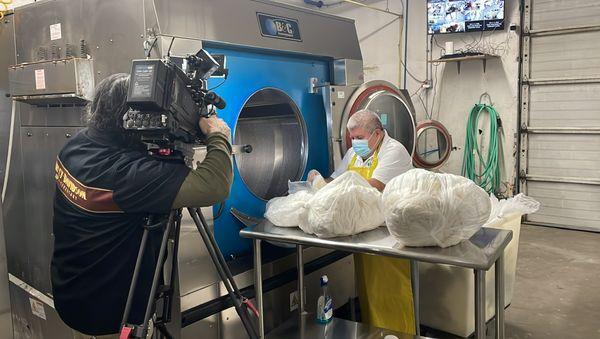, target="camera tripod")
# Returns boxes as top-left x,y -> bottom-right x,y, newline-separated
119,207 -> 259,339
